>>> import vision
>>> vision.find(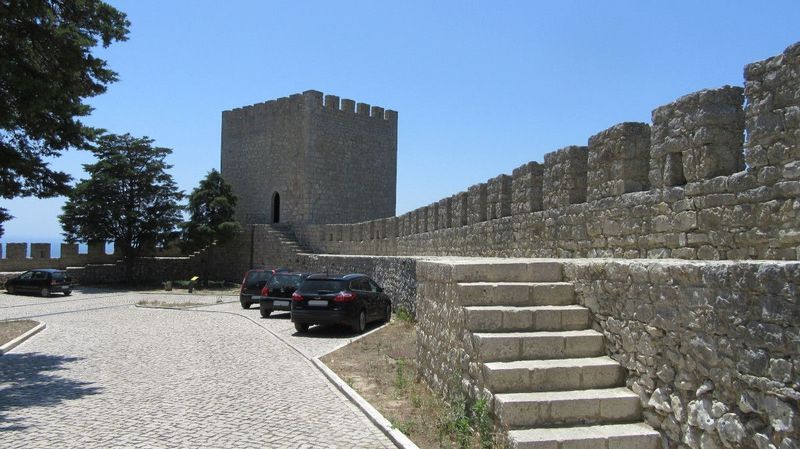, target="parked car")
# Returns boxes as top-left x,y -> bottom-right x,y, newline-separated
4,269 -> 73,297
291,273 -> 391,334
239,267 -> 289,309
257,272 -> 308,318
